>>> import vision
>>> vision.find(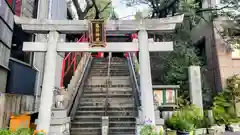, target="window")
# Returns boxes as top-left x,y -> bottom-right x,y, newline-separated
11,24 -> 33,65
0,42 -> 10,68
